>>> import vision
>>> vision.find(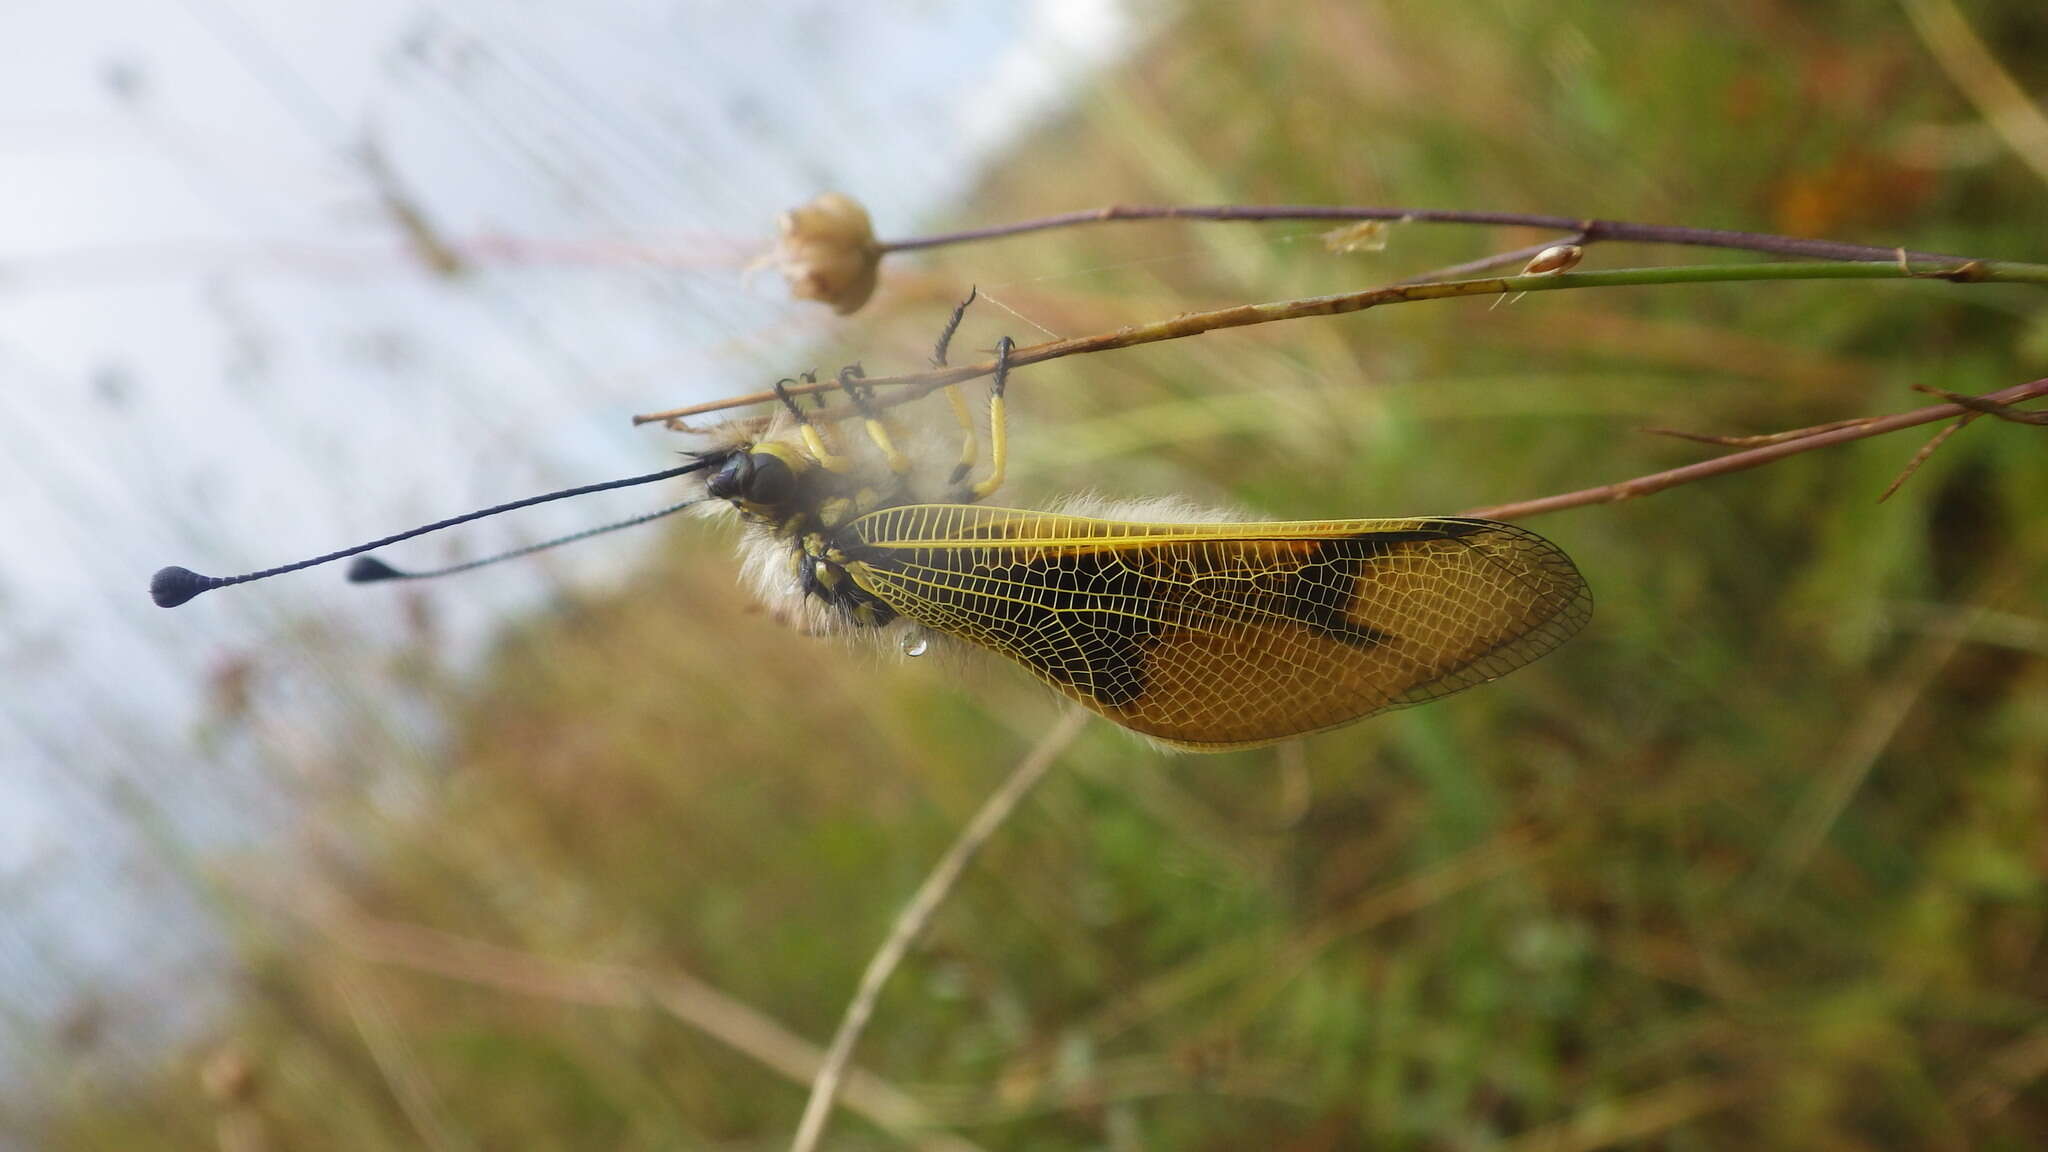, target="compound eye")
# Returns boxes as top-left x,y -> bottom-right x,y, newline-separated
706,453 -> 750,500
744,452 -> 795,506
